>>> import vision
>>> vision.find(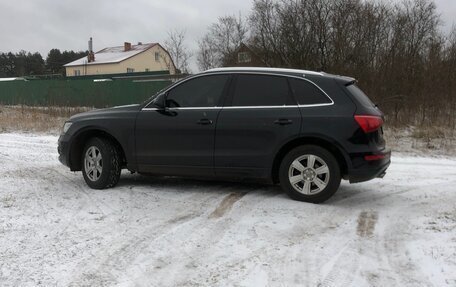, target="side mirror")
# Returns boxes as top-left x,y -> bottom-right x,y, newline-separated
152,93 -> 166,110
